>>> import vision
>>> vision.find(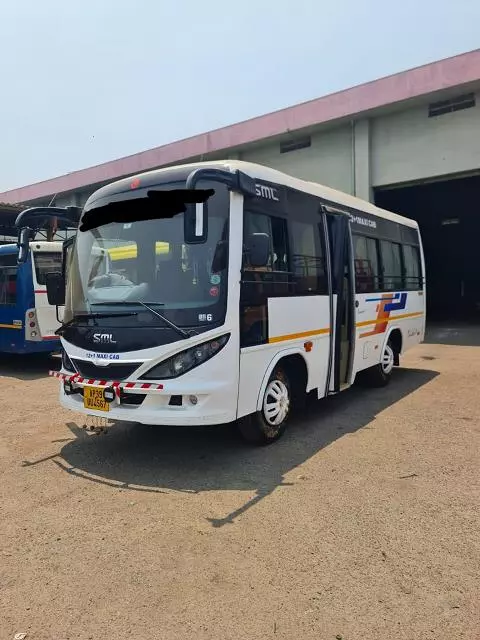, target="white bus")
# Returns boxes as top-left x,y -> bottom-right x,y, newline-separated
44,161 -> 426,444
